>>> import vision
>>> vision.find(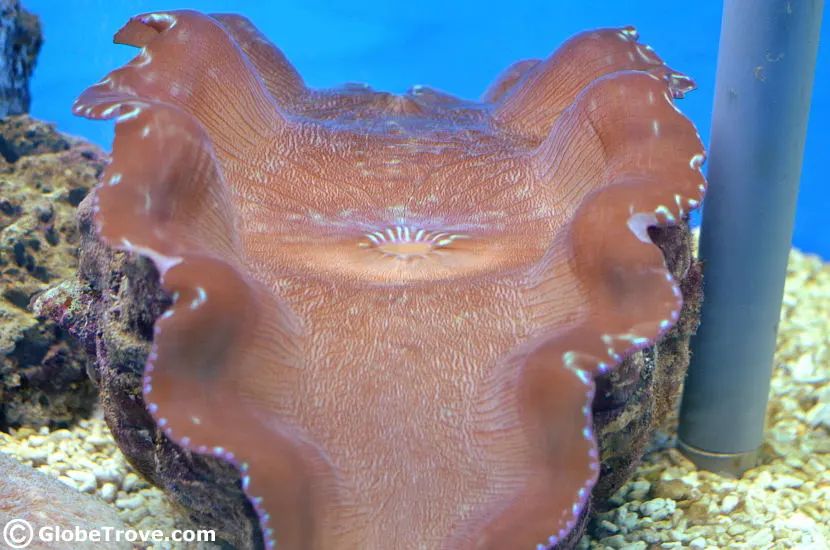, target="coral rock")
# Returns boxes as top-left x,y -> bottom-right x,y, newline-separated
0,115 -> 104,429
